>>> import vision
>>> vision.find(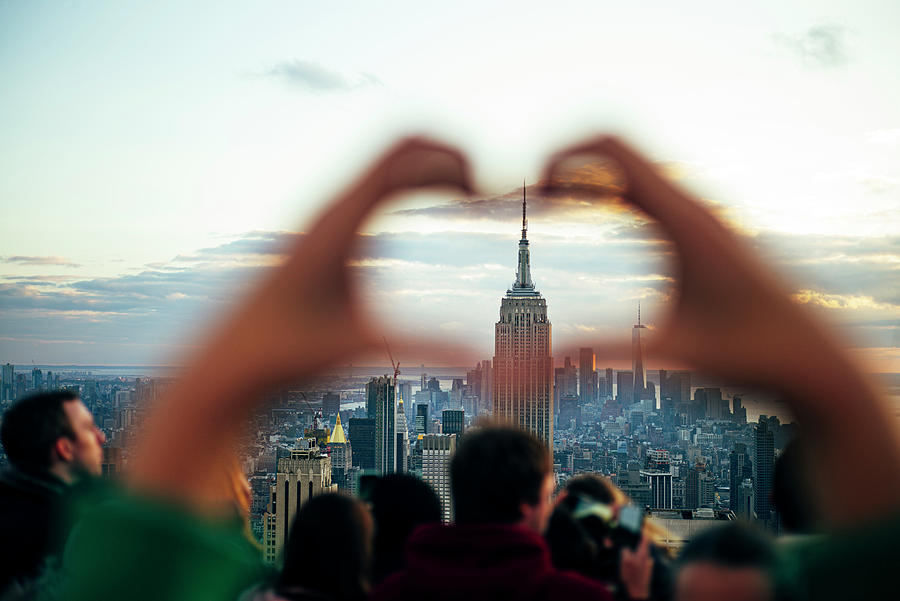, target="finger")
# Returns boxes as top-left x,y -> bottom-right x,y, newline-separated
541,135 -> 734,254
637,533 -> 651,557
301,137 -> 474,263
